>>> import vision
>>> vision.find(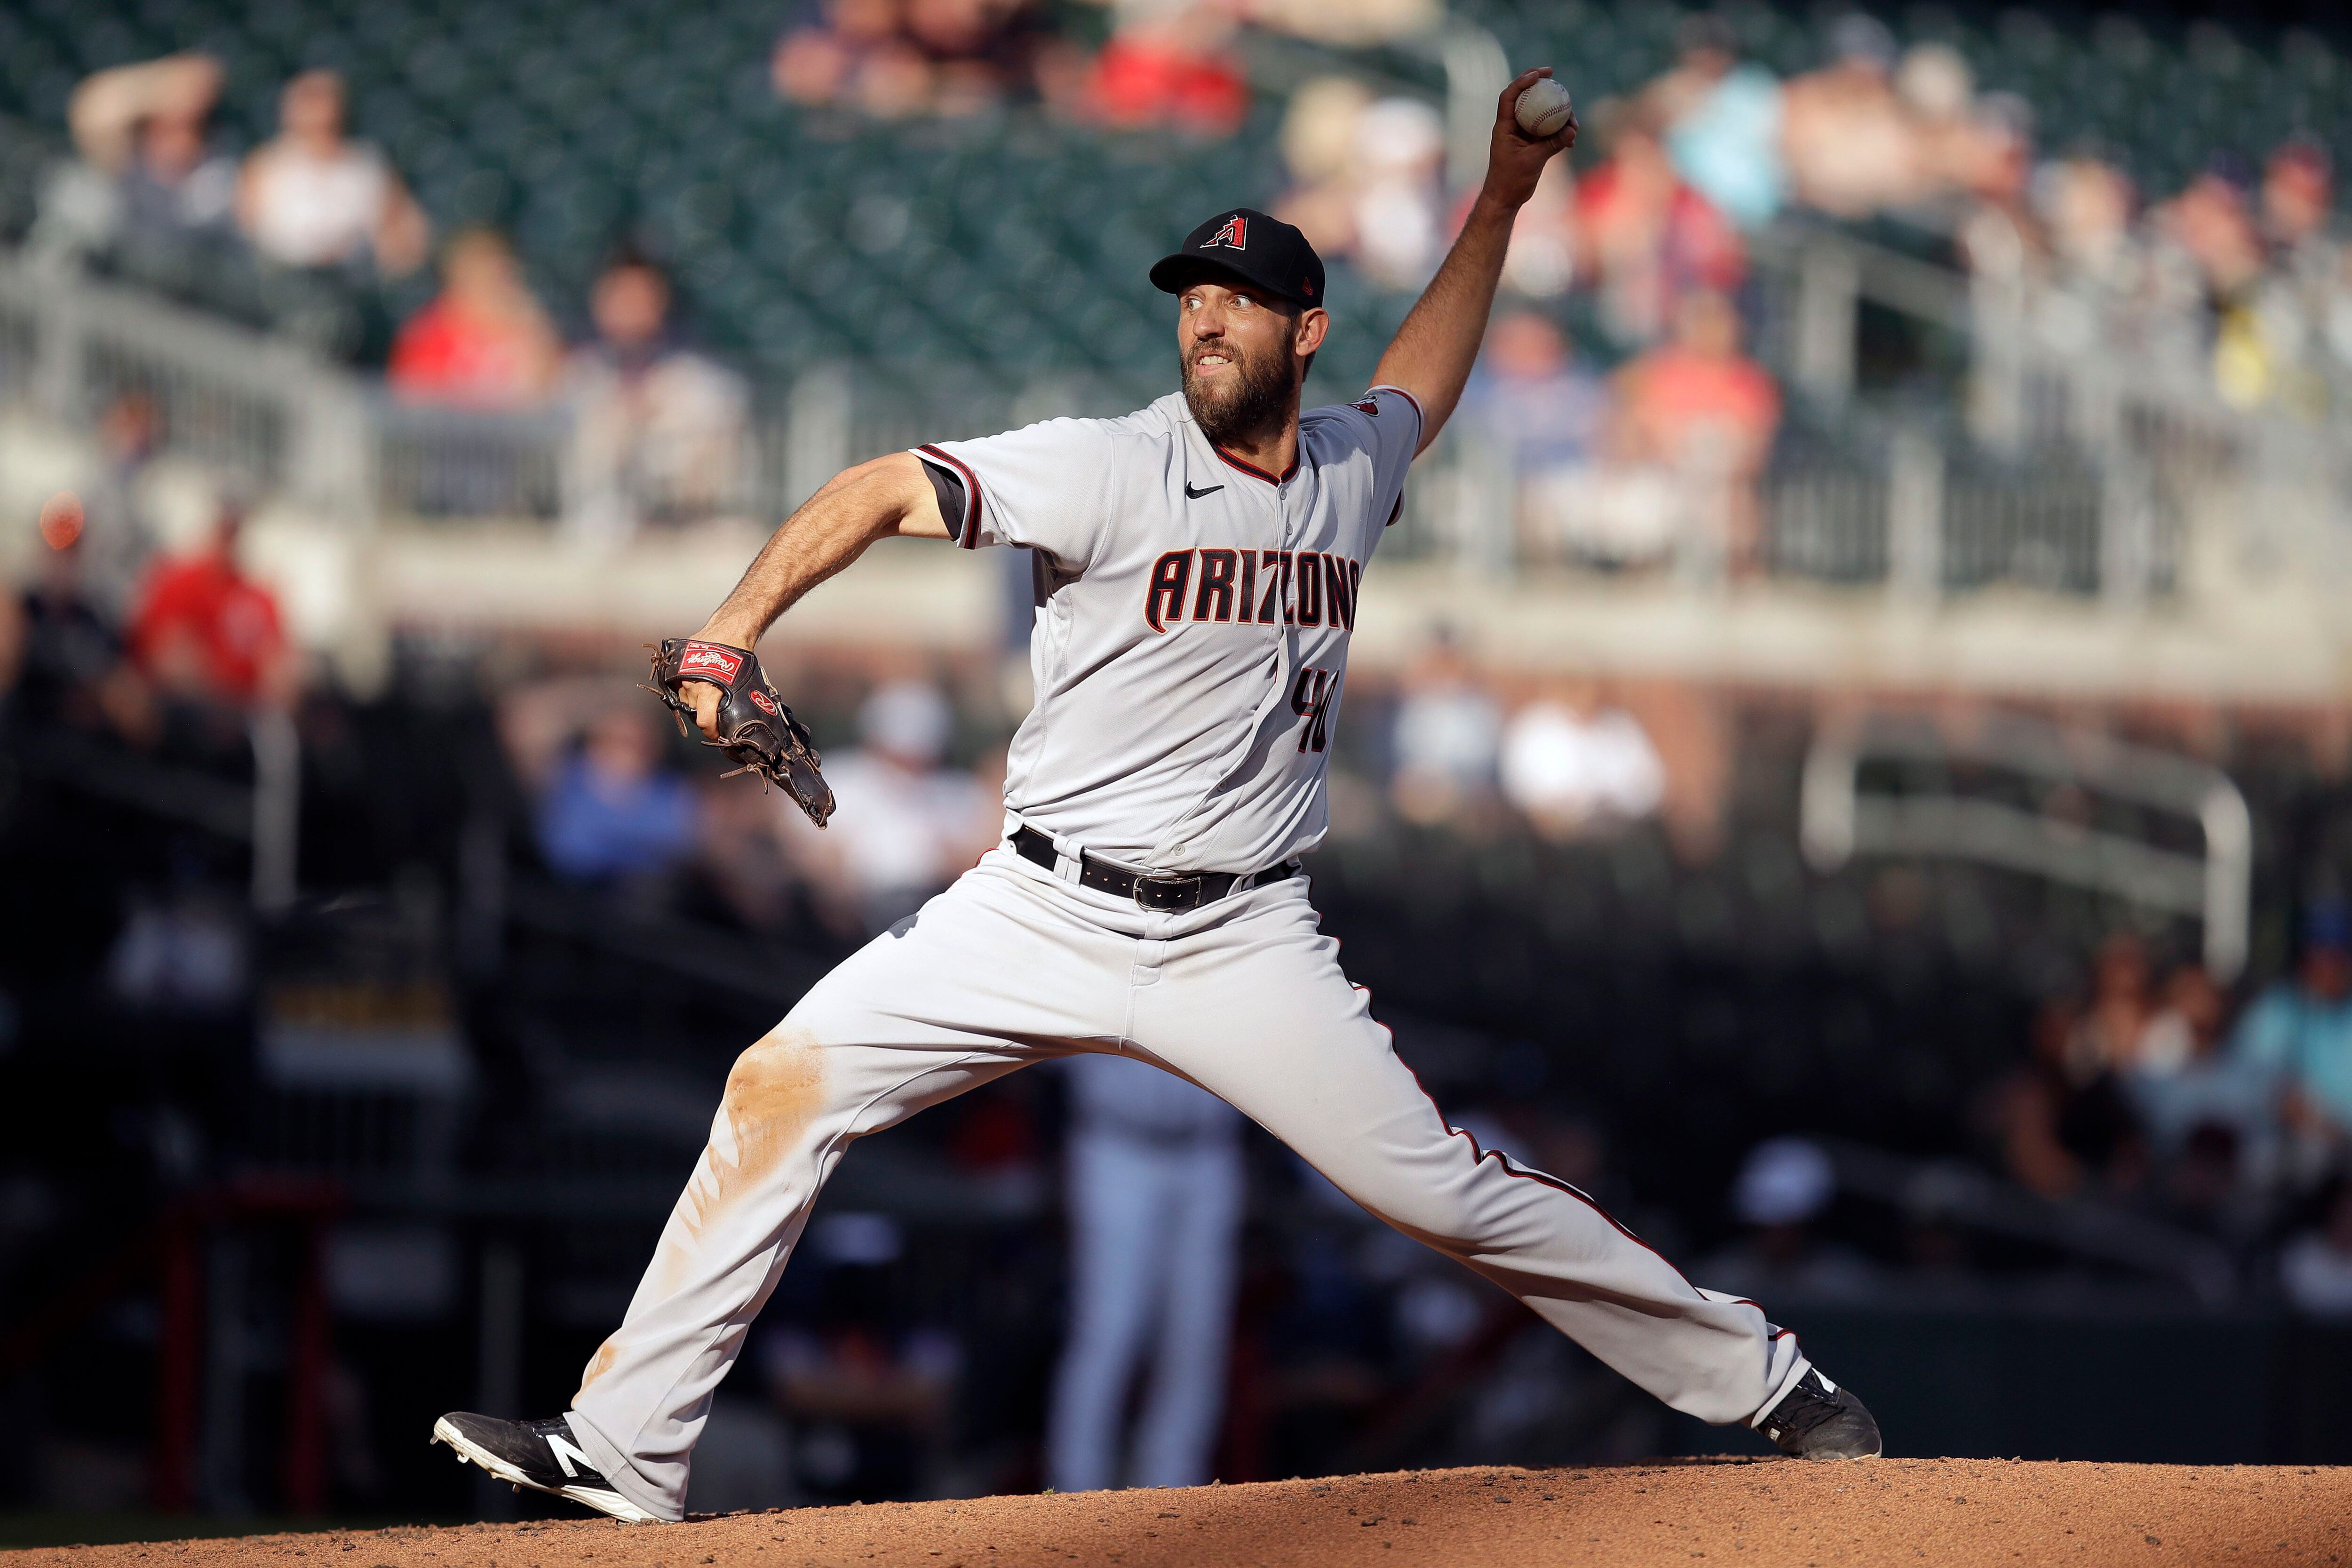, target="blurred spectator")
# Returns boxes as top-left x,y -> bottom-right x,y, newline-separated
2069,931 -> 2159,1074
1247,0 -> 1435,47
537,707 -> 699,884
2149,166 -> 2277,406
1698,1137 -> 1881,1302
1076,1 -> 1248,137
1388,630 -> 1502,828
4,531 -> 151,741
2232,899 -> 2352,1159
1458,314 -> 1608,557
773,0 -> 1048,119
1047,1053 -> 1243,1492
1337,97 -> 1449,291
236,70 -> 429,277
1498,685 -> 1666,841
2035,155 -> 2142,300
78,391 -> 167,617
1498,159 -> 1578,298
1275,78 -> 1372,268
2263,142 -> 2335,254
389,231 -> 563,410
127,501 -> 291,712
2124,963 -> 2278,1185
782,680 -> 997,935
1570,108 -> 1745,348
565,254 -> 751,539
65,55 -> 238,259
1994,992 -> 2147,1200
1611,290 -> 1780,573
2280,1175 -> 2352,1317
1645,21 -> 1787,233
2251,142 -> 2340,411
1779,15 -> 1921,219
